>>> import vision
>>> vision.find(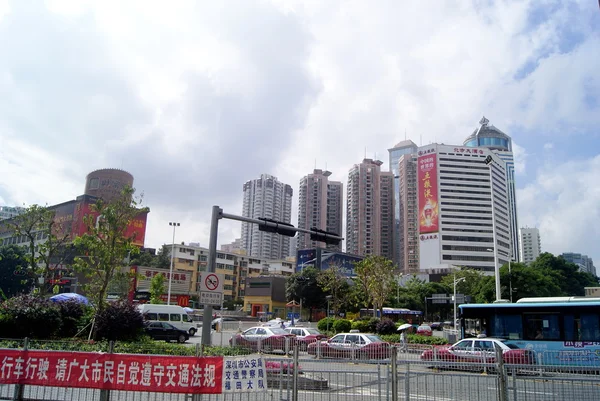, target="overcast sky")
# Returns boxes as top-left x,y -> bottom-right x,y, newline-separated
0,1 -> 599,264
